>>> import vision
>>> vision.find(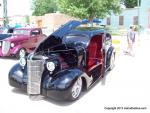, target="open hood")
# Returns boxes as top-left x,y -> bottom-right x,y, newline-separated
51,20 -> 81,38
35,20 -> 81,52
